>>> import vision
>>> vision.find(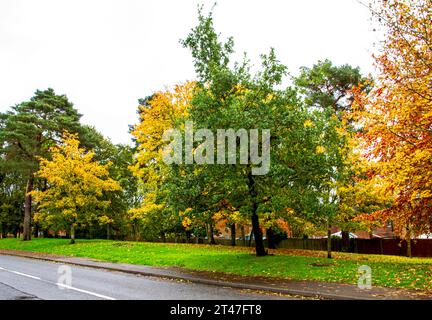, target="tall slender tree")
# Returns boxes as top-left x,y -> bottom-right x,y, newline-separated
294,60 -> 370,255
